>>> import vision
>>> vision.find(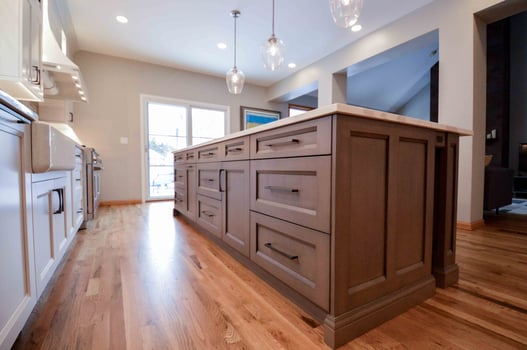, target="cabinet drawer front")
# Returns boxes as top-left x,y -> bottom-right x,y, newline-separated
250,212 -> 329,310
197,195 -> 222,238
174,152 -> 186,164
222,136 -> 250,161
197,163 -> 222,200
251,156 -> 331,233
174,166 -> 186,188
197,144 -> 221,162
174,188 -> 186,213
250,118 -> 331,159
185,150 -> 196,162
